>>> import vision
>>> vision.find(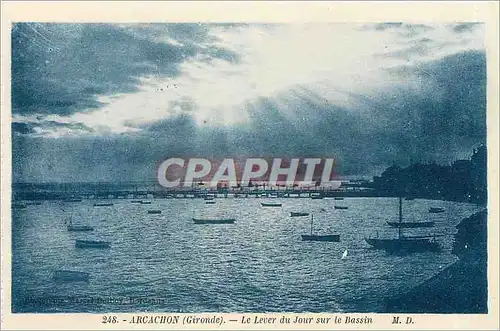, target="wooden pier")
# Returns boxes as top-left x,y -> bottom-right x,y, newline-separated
12,183 -> 378,201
